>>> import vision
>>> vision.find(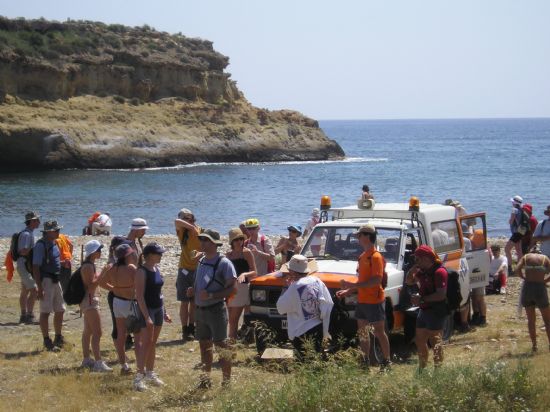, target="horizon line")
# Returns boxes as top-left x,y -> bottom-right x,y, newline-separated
317,116 -> 550,122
